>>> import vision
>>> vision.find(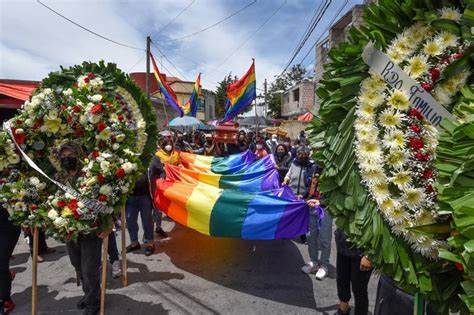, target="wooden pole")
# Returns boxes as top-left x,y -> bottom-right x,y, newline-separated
31,227 -> 39,315
146,36 -> 151,99
121,207 -> 128,287
100,235 -> 109,315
